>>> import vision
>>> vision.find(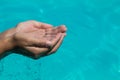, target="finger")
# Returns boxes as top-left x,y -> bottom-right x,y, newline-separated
33,33 -> 62,48
47,33 -> 65,55
36,22 -> 53,29
55,25 -> 67,33
24,20 -> 53,29
25,47 -> 49,59
45,25 -> 67,35
48,25 -> 67,34
50,33 -> 62,48
23,20 -> 53,29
